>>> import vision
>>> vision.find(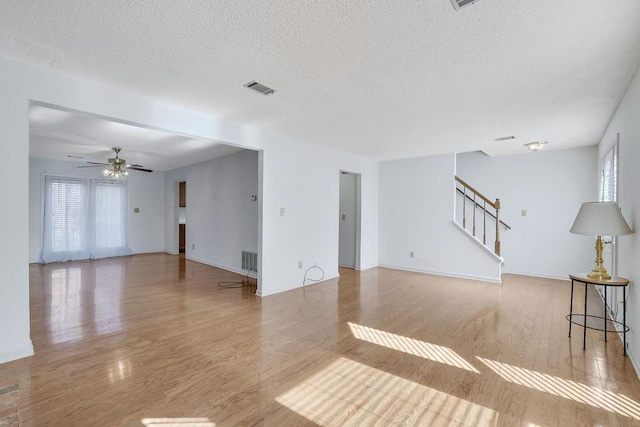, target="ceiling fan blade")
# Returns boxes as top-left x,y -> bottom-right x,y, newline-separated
86,161 -> 110,165
127,164 -> 144,168
127,166 -> 153,173
77,165 -> 106,168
